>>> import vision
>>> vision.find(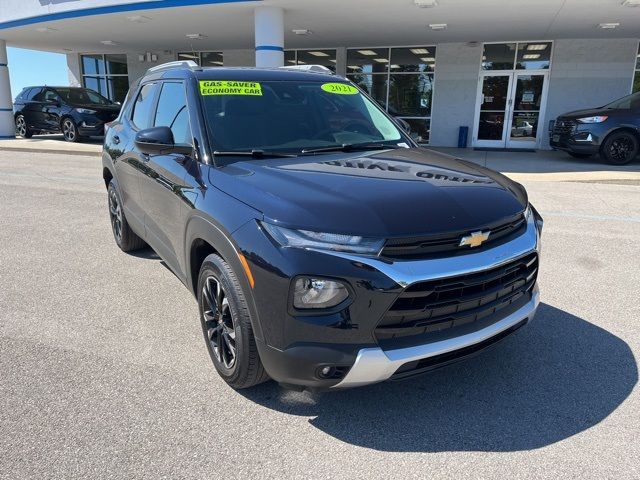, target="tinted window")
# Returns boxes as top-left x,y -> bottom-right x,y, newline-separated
604,92 -> 640,110
55,88 -> 111,105
131,83 -> 158,130
32,89 -> 50,102
154,82 -> 191,144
